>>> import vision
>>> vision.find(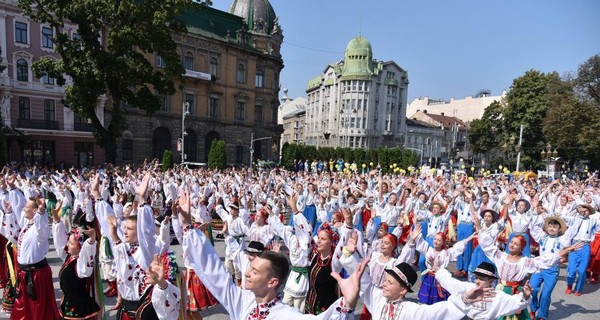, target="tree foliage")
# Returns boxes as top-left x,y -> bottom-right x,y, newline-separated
207,140 -> 227,170
573,54 -> 600,106
502,70 -> 553,168
468,100 -> 503,154
161,150 -> 173,172
18,0 -> 198,163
